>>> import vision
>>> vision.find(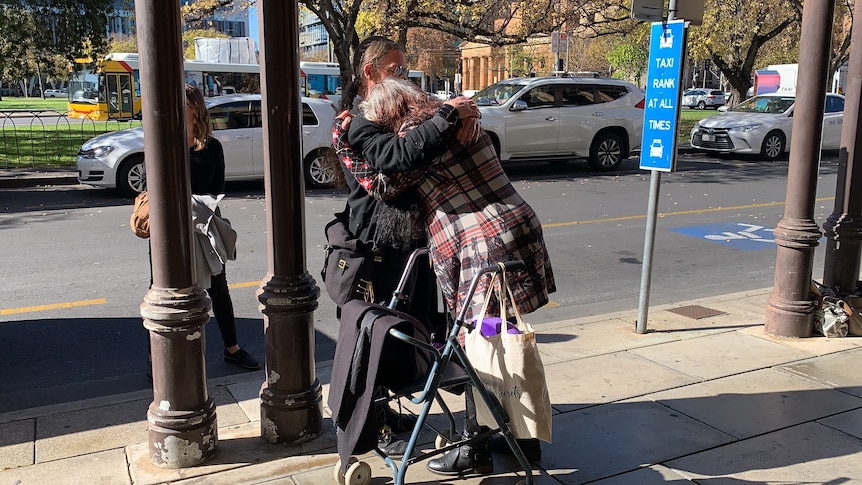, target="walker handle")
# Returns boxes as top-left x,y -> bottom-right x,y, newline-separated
498,260 -> 525,273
